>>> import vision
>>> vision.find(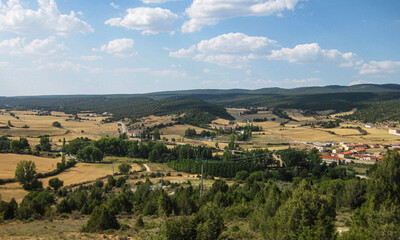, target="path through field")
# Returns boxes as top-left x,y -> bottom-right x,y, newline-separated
143,164 -> 151,172
118,121 -> 128,135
